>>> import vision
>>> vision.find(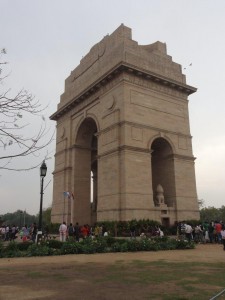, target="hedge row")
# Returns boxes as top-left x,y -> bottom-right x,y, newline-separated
0,236 -> 195,258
